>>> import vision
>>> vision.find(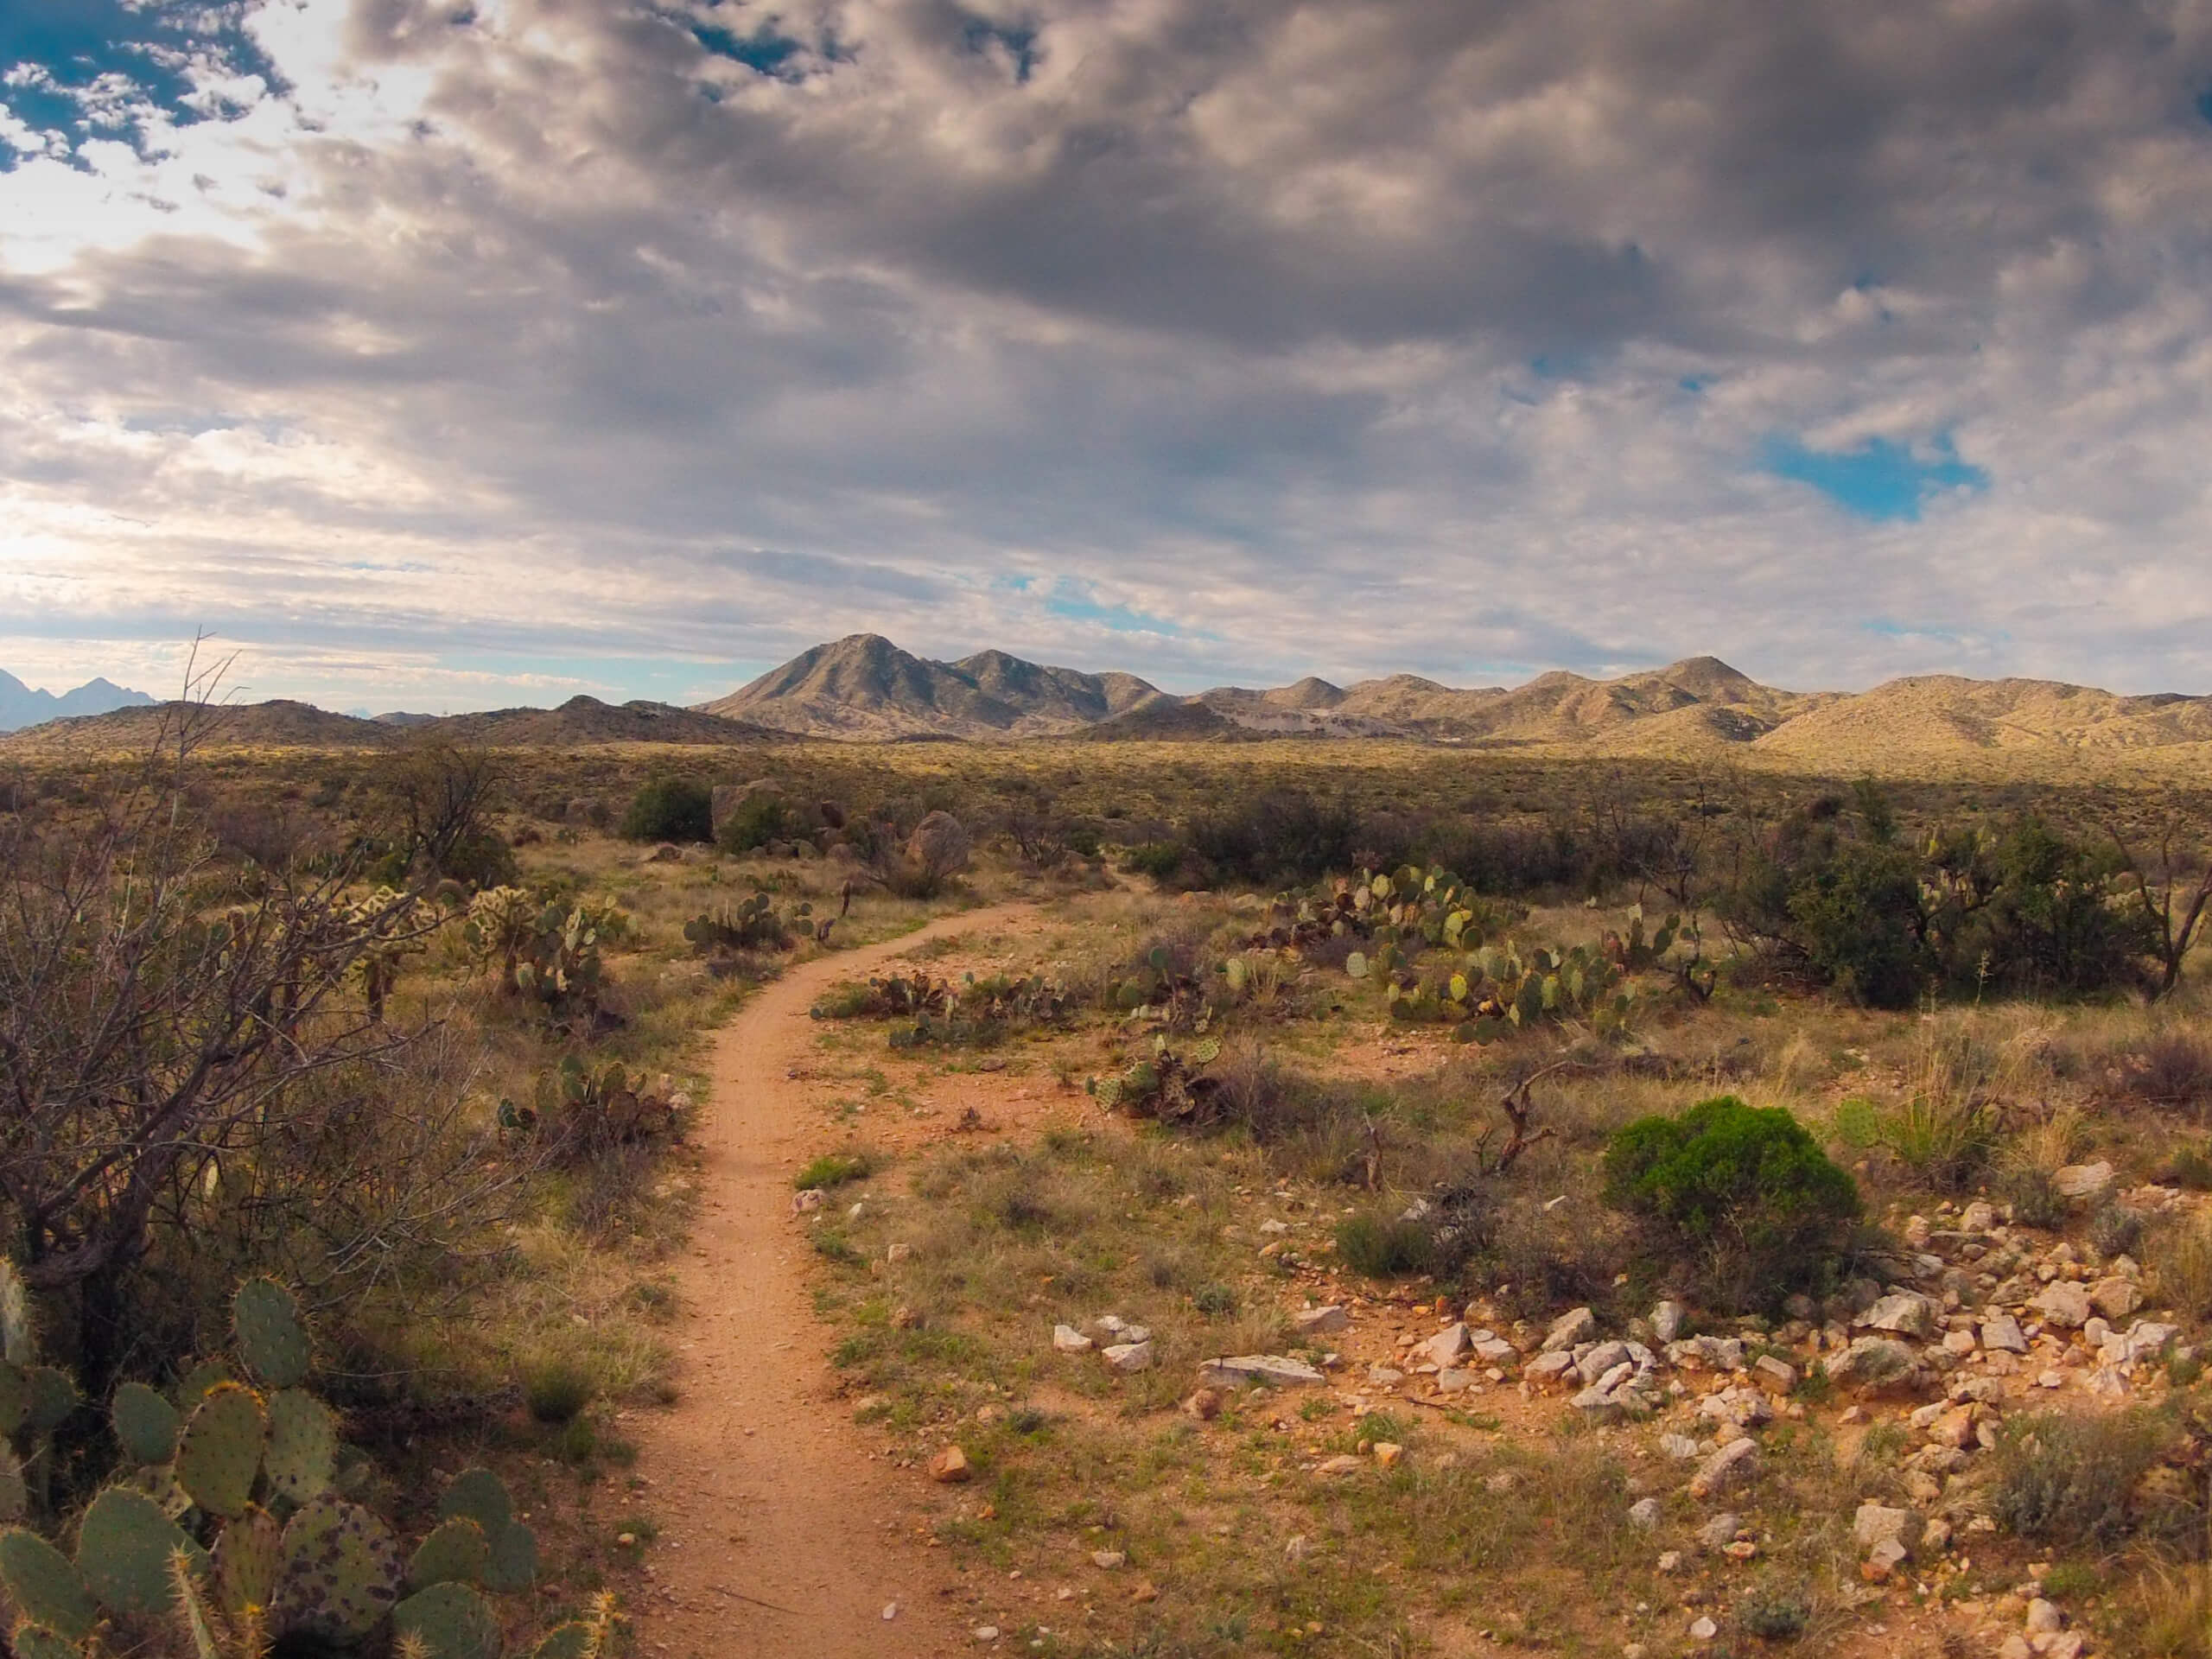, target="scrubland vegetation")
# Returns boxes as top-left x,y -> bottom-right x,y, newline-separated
3,713 -> 2211,1657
